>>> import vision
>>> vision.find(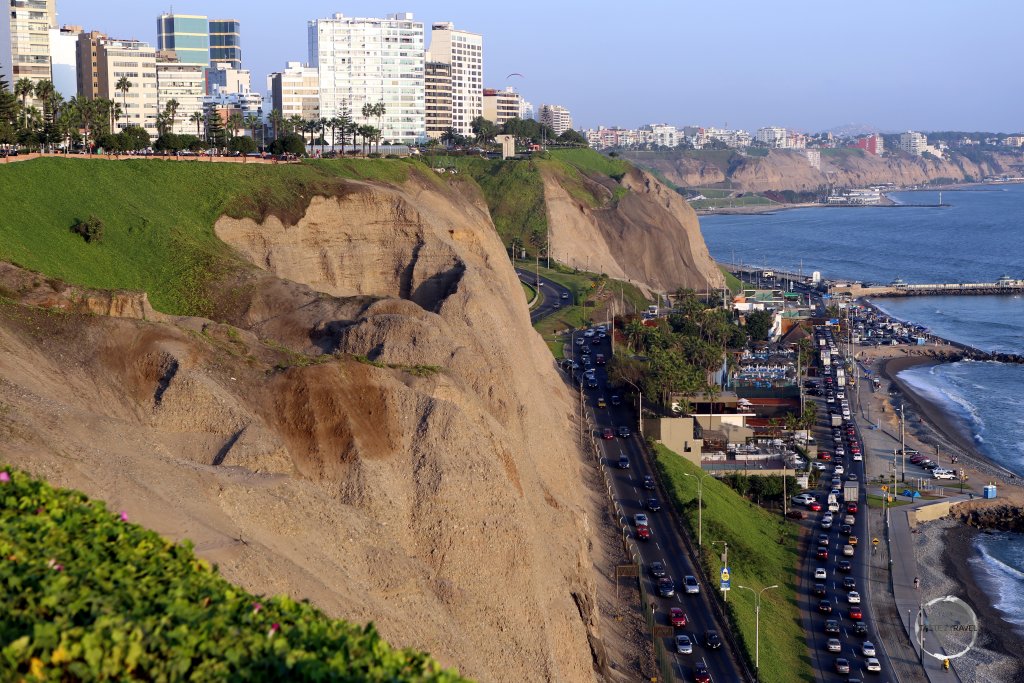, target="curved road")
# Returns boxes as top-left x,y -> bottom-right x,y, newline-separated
516,267 -> 572,323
